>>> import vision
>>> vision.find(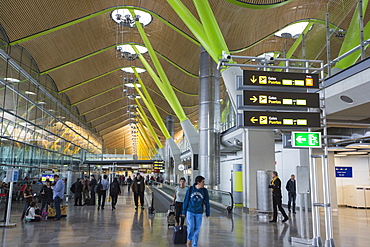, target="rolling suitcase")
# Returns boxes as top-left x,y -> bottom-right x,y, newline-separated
167,205 -> 176,227
173,224 -> 187,244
